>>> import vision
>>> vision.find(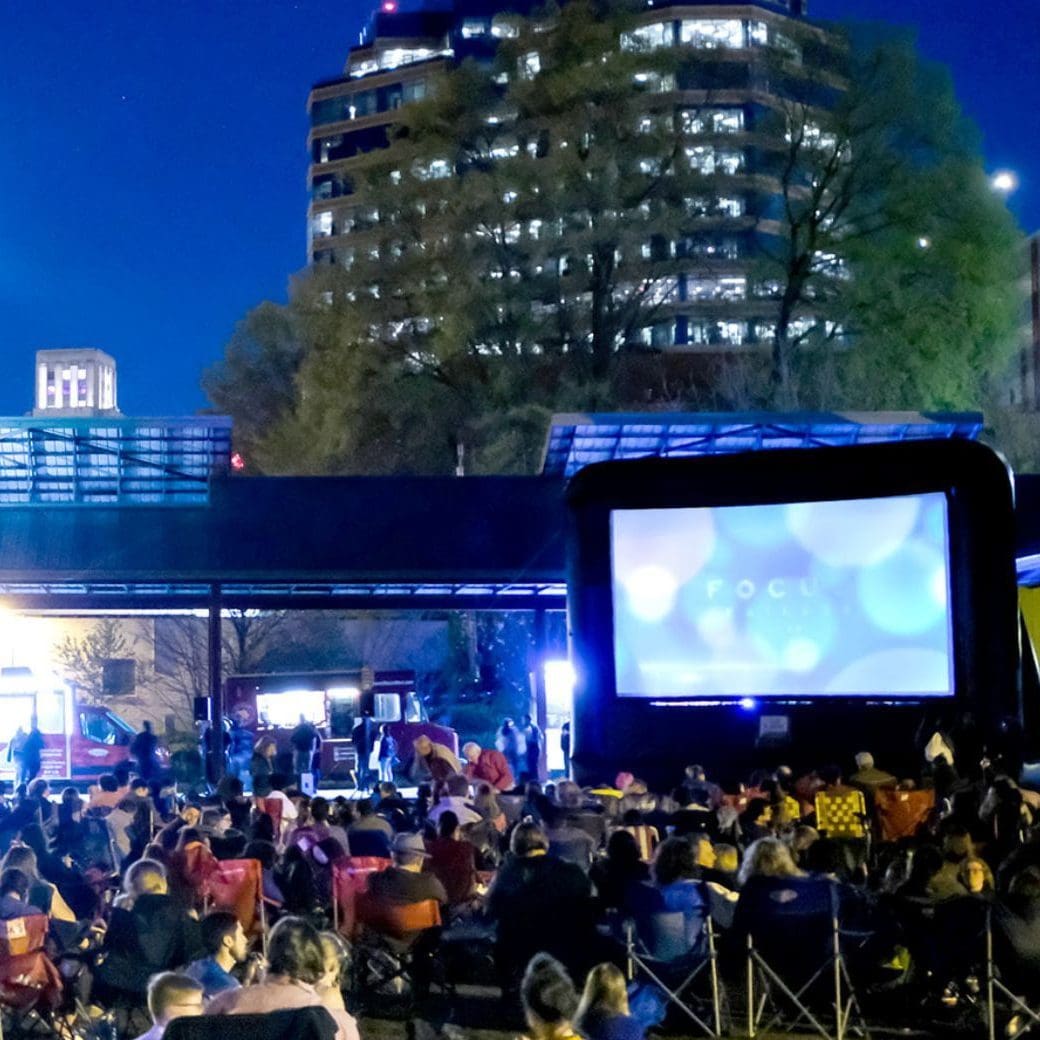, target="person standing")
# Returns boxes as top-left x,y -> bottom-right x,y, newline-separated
130,721 -> 159,781
228,719 -> 254,786
522,714 -> 542,783
351,715 -> 373,790
291,715 -> 320,785
497,718 -> 526,784
22,720 -> 45,784
561,721 -> 571,779
375,724 -> 397,784
7,727 -> 27,785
